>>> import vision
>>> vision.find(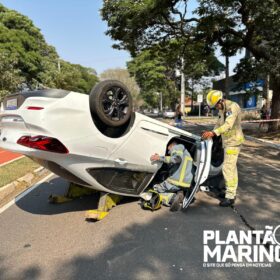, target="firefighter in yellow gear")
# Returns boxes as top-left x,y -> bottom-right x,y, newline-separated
143,141 -> 193,212
202,90 -> 244,207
